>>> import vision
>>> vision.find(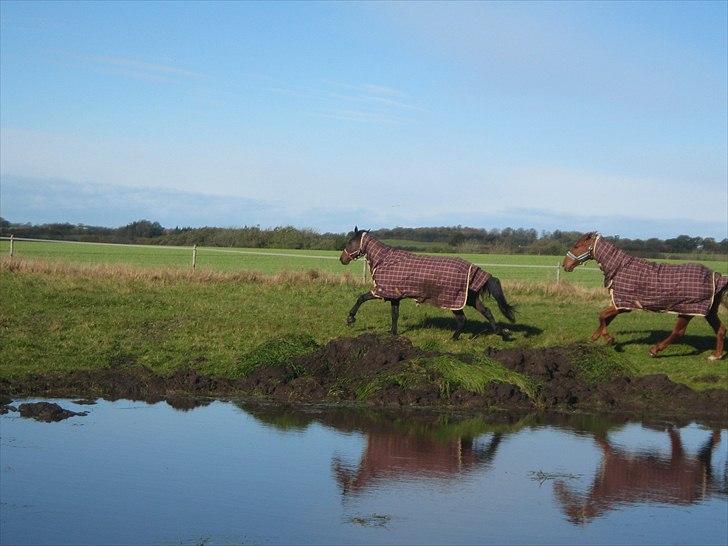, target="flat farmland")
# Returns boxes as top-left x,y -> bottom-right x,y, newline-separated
0,238 -> 726,288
